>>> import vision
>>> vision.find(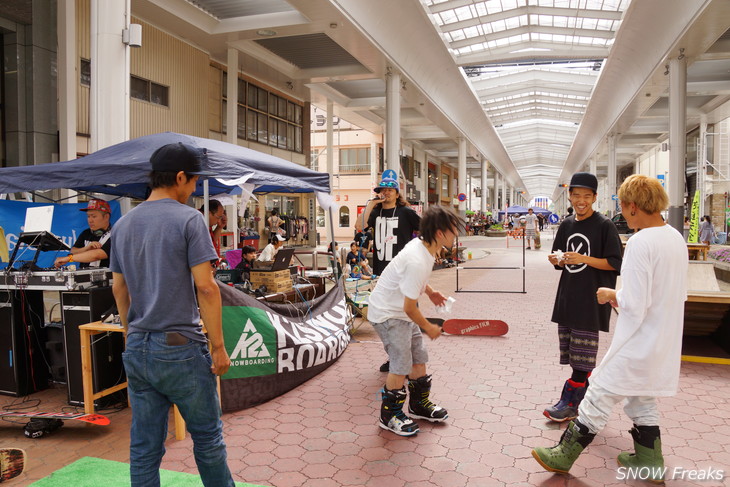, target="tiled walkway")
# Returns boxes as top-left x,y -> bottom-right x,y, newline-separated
3,234 -> 730,486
